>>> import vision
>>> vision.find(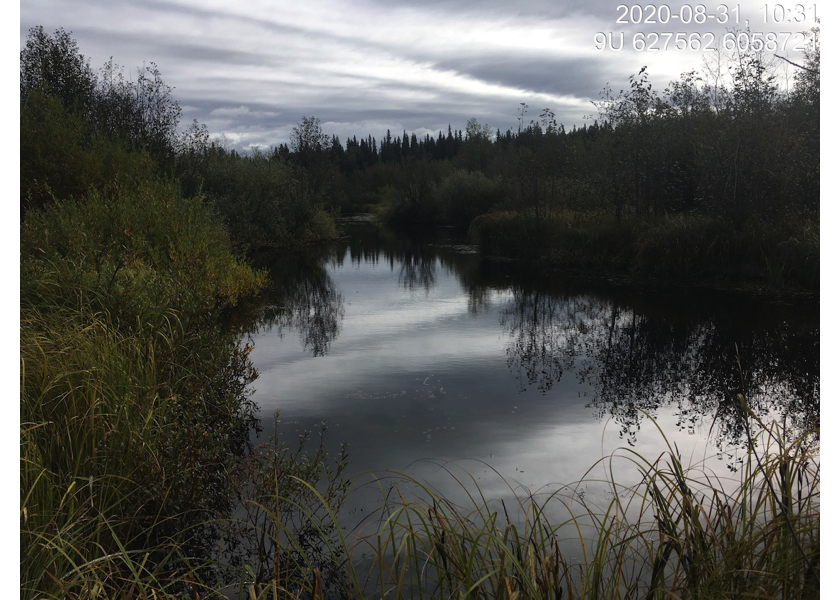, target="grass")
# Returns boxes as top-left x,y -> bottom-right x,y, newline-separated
203,396 -> 818,599
221,419 -> 357,599
360,407 -> 819,599
20,154 -> 267,598
23,364 -> 819,599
